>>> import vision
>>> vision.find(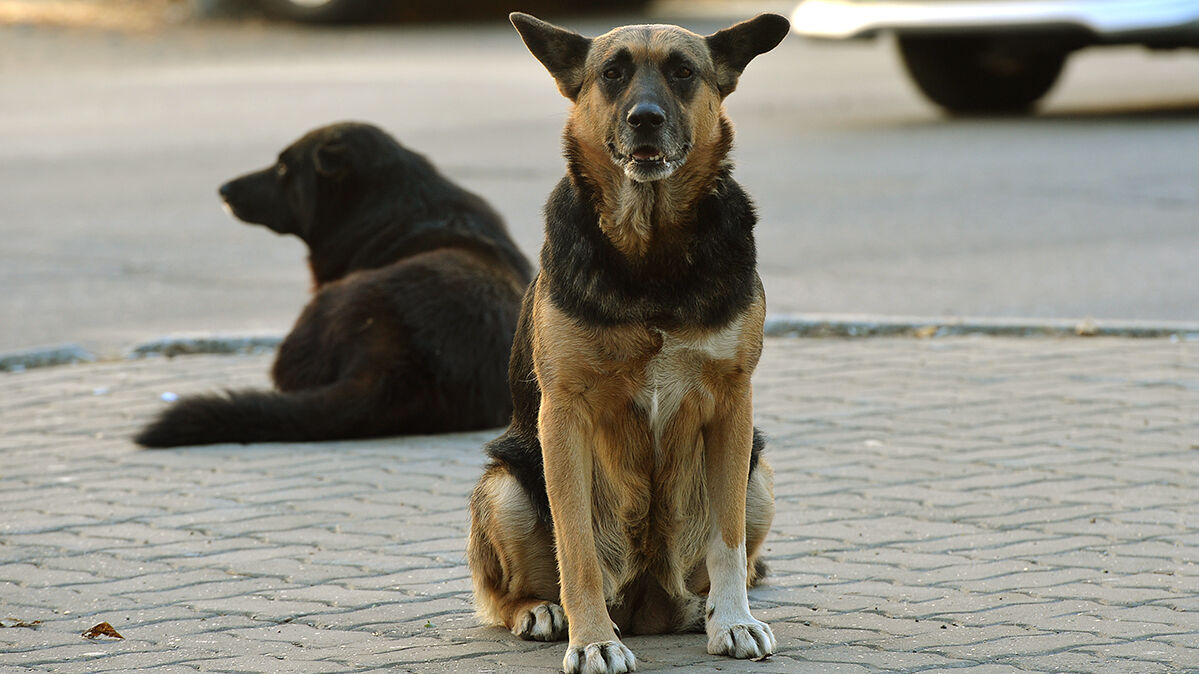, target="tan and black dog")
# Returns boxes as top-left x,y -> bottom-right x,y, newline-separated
467,13 -> 789,673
